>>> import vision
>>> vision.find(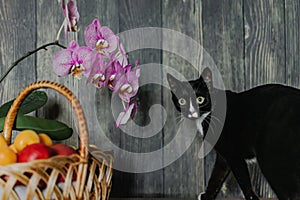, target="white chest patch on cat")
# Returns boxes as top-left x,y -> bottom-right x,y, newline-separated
196,112 -> 210,136
246,157 -> 257,164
